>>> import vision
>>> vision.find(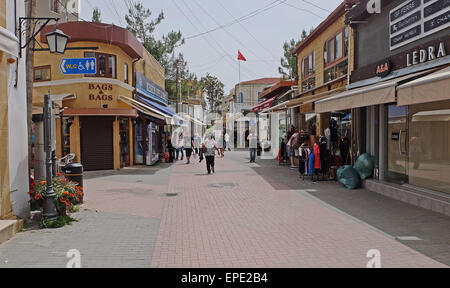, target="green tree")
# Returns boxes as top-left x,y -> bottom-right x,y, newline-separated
200,74 -> 225,113
125,1 -> 184,69
278,28 -> 313,80
92,7 -> 101,23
